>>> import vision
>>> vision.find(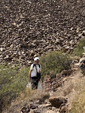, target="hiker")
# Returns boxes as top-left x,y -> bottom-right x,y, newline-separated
29,57 -> 41,89
79,57 -> 85,75
79,57 -> 85,69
